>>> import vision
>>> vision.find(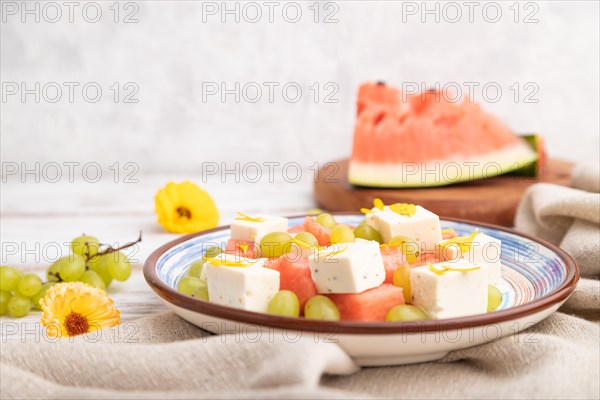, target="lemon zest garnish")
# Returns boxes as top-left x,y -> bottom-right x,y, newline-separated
360,208 -> 373,214
373,198 -> 385,210
291,238 -> 311,249
439,229 -> 479,252
326,246 -> 347,257
205,257 -> 254,267
237,243 -> 249,255
235,212 -> 264,223
428,262 -> 481,275
314,245 -> 347,259
291,238 -> 326,251
428,263 -> 447,275
390,203 -> 417,217
445,265 -> 481,273
441,228 -> 455,234
383,236 -> 420,262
